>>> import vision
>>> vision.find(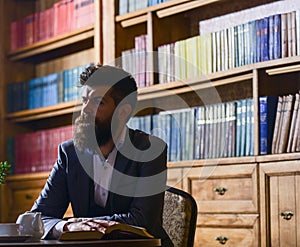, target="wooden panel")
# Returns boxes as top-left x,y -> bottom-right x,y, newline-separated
195,221 -> 259,247
197,214 -> 259,227
271,175 -> 297,246
259,160 -> 300,246
166,167 -> 183,190
3,173 -> 73,222
183,164 -> 258,213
